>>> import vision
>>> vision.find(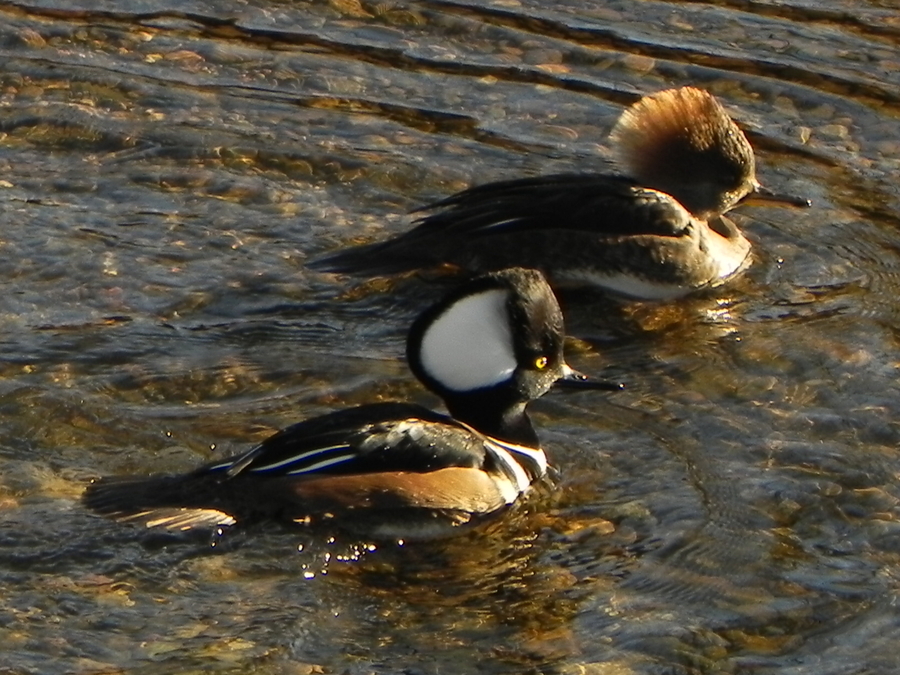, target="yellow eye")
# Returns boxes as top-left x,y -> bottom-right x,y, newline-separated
534,356 -> 549,370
